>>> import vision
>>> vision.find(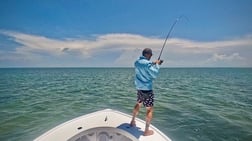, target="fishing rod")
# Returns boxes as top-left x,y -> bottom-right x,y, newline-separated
157,16 -> 187,61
